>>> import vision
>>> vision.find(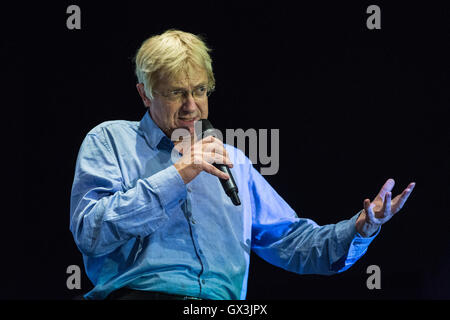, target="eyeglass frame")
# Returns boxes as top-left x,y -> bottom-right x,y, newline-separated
152,84 -> 214,102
